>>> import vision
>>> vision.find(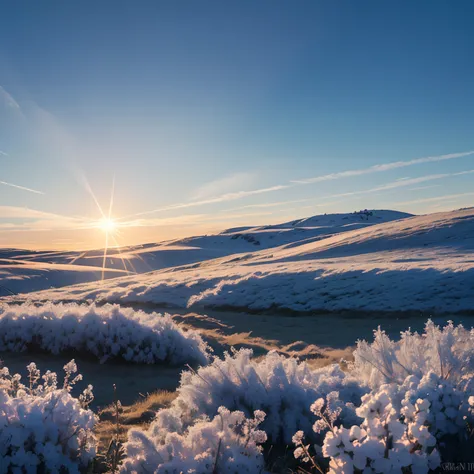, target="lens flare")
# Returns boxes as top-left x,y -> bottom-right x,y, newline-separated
98,217 -> 117,234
